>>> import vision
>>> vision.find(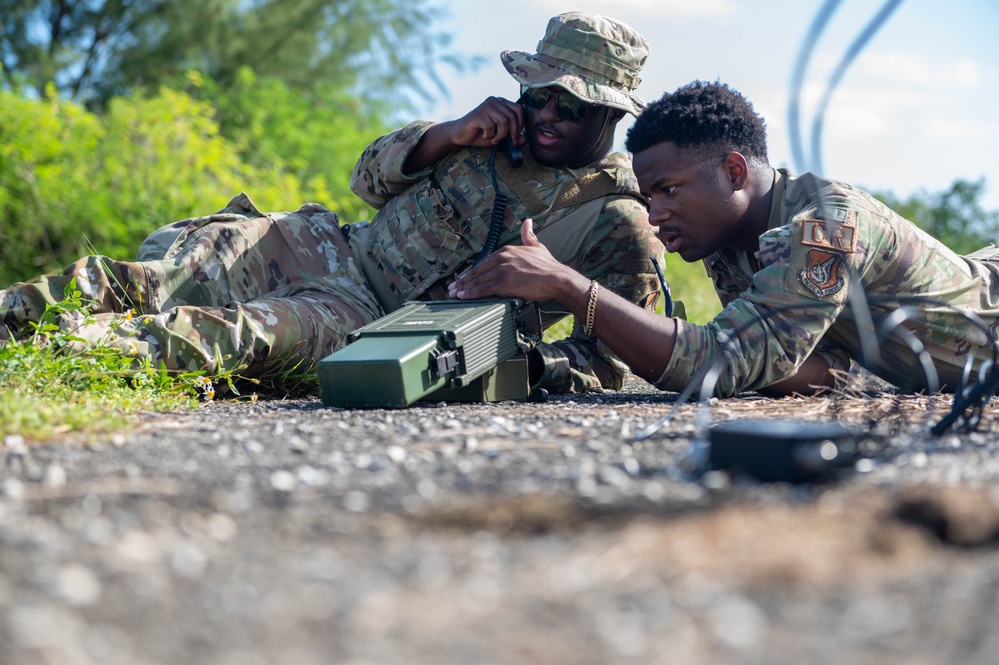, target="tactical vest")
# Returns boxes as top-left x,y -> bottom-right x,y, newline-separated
361,145 -> 644,307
